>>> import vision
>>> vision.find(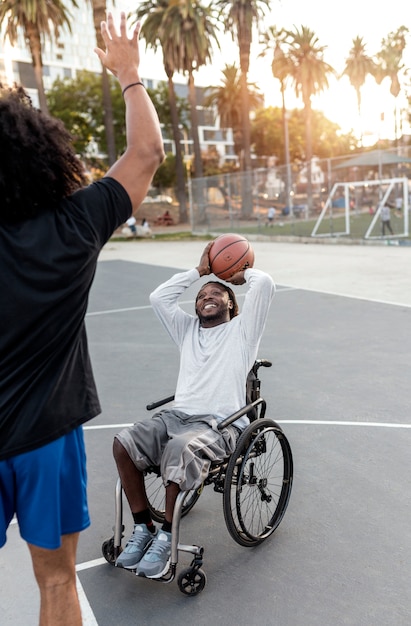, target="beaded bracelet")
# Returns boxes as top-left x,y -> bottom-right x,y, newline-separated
122,81 -> 145,97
